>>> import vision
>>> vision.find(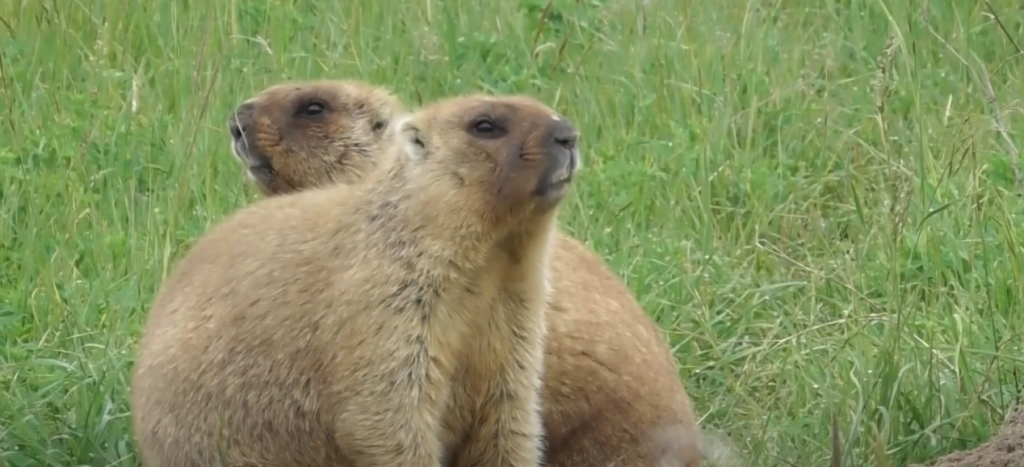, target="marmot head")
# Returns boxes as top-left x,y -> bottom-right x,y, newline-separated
391,94 -> 581,235
227,80 -> 405,196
